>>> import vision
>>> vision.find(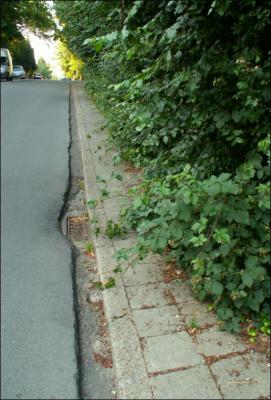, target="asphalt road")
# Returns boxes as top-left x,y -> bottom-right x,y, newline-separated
1,80 -> 79,399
